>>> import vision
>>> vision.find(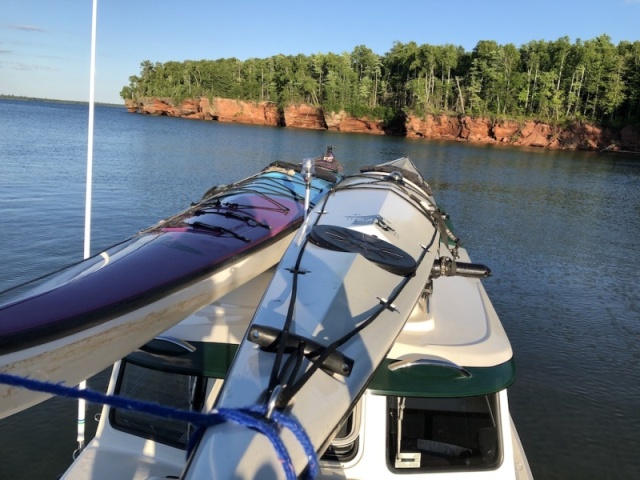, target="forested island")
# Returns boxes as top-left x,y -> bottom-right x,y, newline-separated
121,35 -> 640,152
